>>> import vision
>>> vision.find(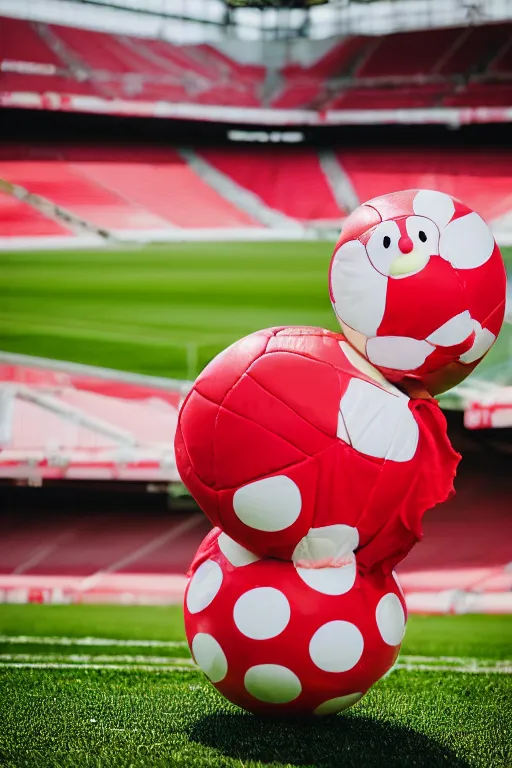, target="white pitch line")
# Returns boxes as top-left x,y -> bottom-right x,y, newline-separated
0,648 -> 510,675
0,653 -> 195,665
0,660 -> 509,674
393,662 -> 512,674
0,635 -> 188,648
1,638 -> 510,673
0,662 -> 193,672
78,515 -> 202,591
399,654 -> 511,666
